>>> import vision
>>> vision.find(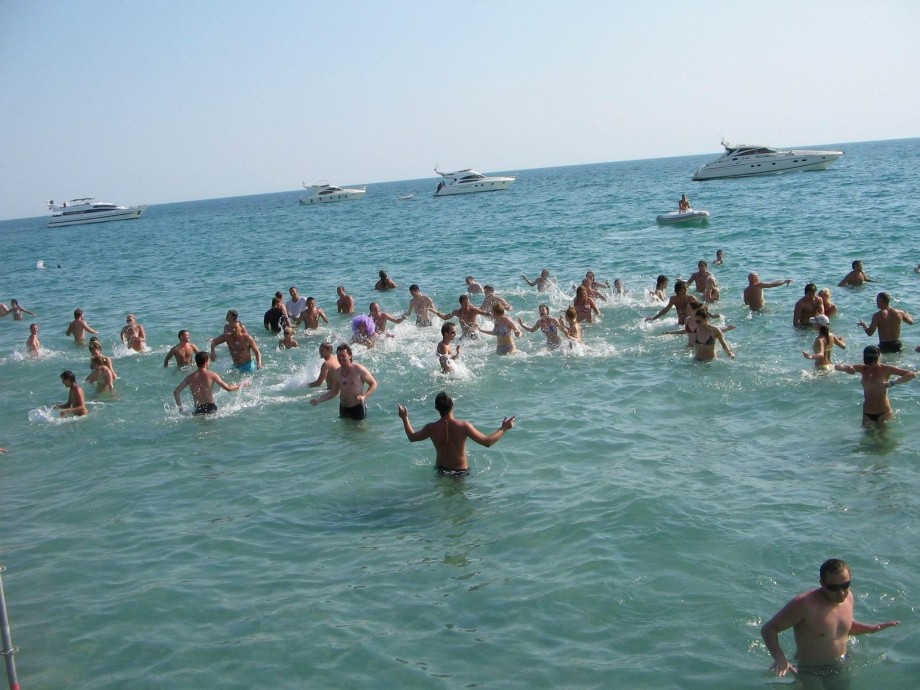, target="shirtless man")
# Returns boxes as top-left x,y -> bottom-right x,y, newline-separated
164,330 -> 200,367
442,295 -> 489,338
678,194 -> 691,212
743,273 -> 793,311
369,302 -> 405,337
646,280 -> 696,326
286,286 -> 308,322
465,276 -> 484,295
65,308 -> 98,344
309,344 -> 377,420
839,260 -> 874,287
858,291 -> 913,353
210,322 -> 262,372
405,285 -> 443,327
793,283 -> 825,328
120,314 -> 147,351
761,558 -> 899,680
437,323 -> 461,373
480,285 -> 512,314
374,270 -> 397,291
835,345 -> 915,427
308,342 -> 340,389
298,297 -> 329,330
686,260 -> 714,294
222,310 -> 248,336
174,351 -> 250,415
87,355 -> 116,393
56,371 -> 87,417
26,323 -> 41,356
396,392 -> 515,476
521,269 -> 553,292
335,286 -> 355,314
